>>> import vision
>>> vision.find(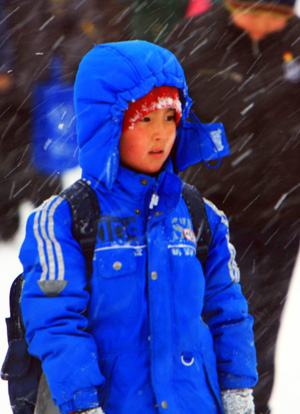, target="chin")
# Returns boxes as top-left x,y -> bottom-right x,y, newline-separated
249,32 -> 266,40
139,167 -> 162,176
